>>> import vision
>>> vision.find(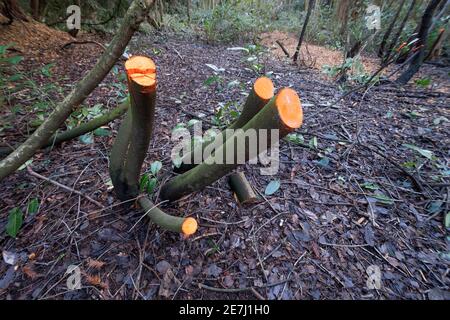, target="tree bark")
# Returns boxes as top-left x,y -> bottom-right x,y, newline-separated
0,0 -> 154,182
397,0 -> 443,85
378,0 -> 407,58
110,57 -> 157,201
160,88 -> 303,202
138,197 -> 197,236
175,77 -> 274,173
0,0 -> 28,24
228,171 -> 258,205
293,0 -> 315,63
383,0 -> 417,63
